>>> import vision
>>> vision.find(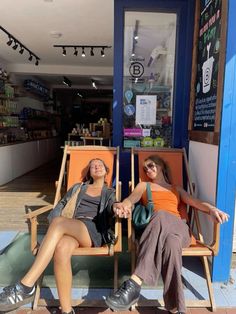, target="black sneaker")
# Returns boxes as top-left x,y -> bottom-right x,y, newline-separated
0,282 -> 35,312
105,279 -> 141,311
62,309 -> 75,314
